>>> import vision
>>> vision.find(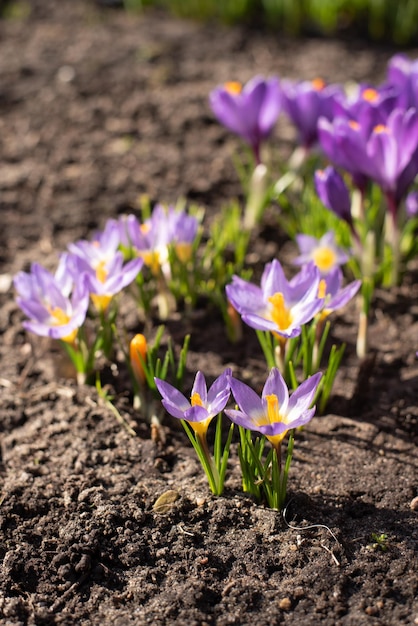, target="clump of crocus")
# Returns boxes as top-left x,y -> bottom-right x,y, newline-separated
66,224 -> 143,361
68,221 -> 143,314
318,103 -> 418,286
226,368 -> 322,510
120,204 -> 199,318
13,254 -> 91,383
155,369 -> 233,495
226,257 -> 357,411
209,75 -> 281,165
